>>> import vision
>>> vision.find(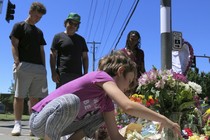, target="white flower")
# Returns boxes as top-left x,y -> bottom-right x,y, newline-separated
137,67 -> 202,113
188,81 -> 202,94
